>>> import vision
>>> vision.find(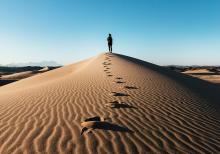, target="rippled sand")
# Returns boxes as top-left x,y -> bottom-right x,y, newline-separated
0,53 -> 219,153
